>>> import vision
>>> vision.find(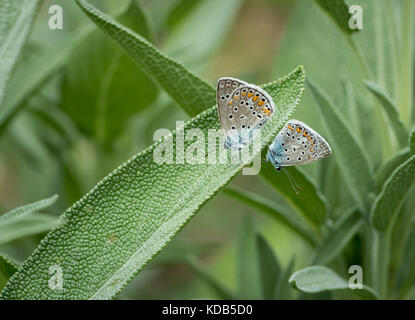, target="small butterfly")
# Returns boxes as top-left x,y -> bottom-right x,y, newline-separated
217,77 -> 274,149
266,119 -> 332,170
